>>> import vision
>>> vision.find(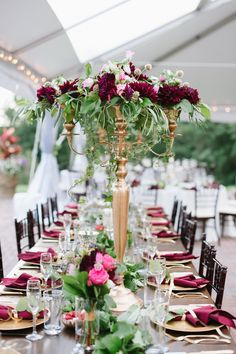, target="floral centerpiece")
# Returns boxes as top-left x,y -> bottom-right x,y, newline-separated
0,127 -> 24,198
